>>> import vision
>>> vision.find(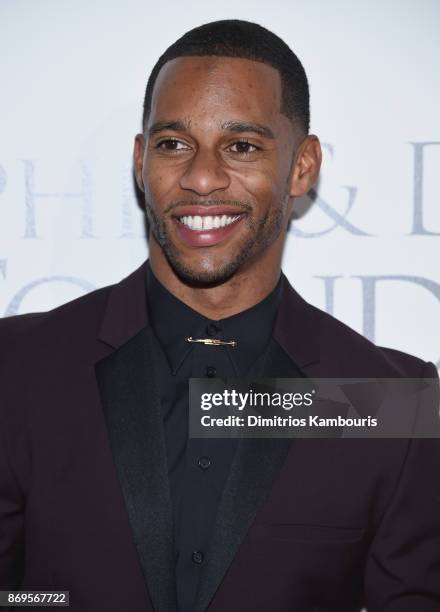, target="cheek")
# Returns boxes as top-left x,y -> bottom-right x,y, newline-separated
143,160 -> 175,204
234,167 -> 285,210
